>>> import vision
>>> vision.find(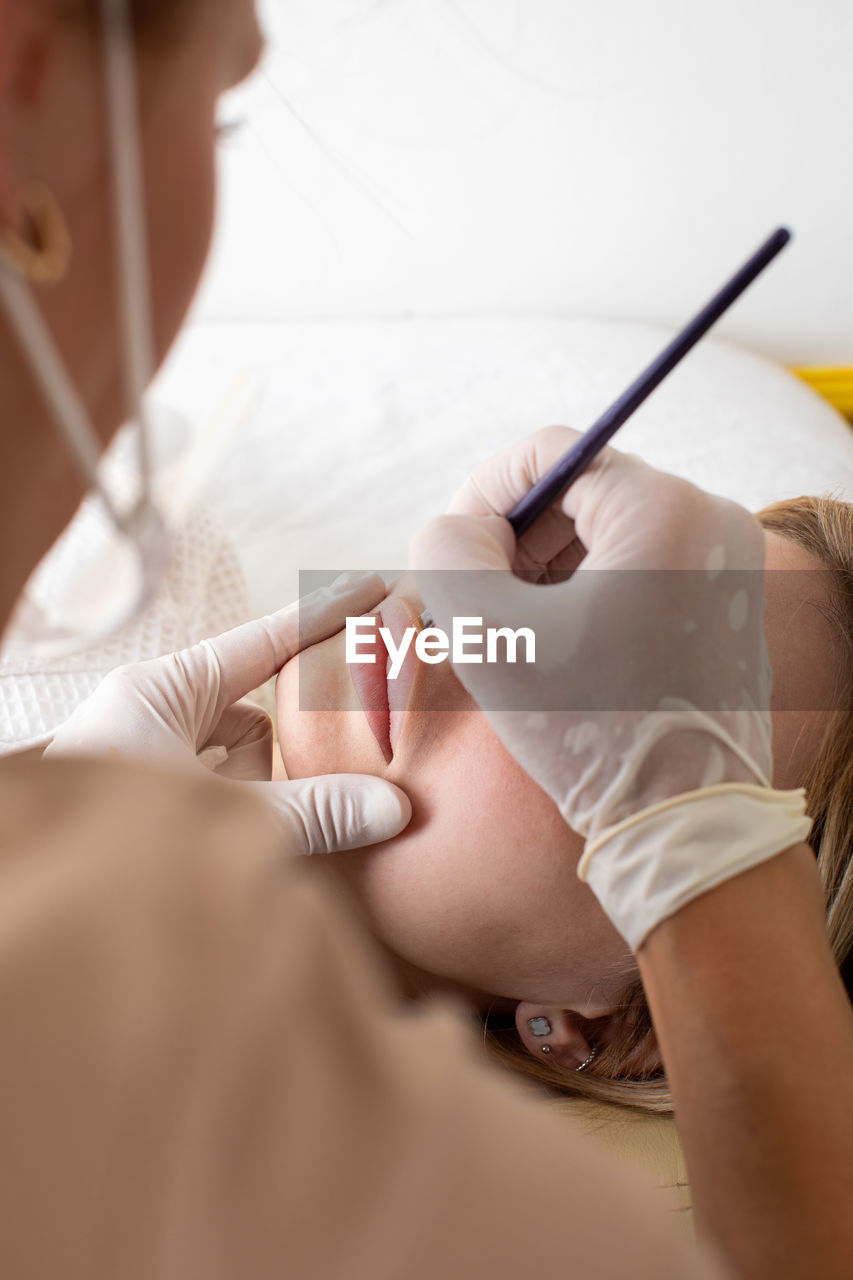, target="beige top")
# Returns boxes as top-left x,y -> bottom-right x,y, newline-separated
0,753 -> 719,1279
